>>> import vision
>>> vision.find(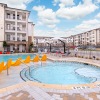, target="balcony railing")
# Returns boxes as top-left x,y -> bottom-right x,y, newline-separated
17,18 -> 26,21
6,16 -> 15,20
22,40 -> 26,42
6,38 -> 15,41
6,27 -> 15,31
17,38 -> 26,42
6,16 -> 26,21
17,27 -> 26,32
